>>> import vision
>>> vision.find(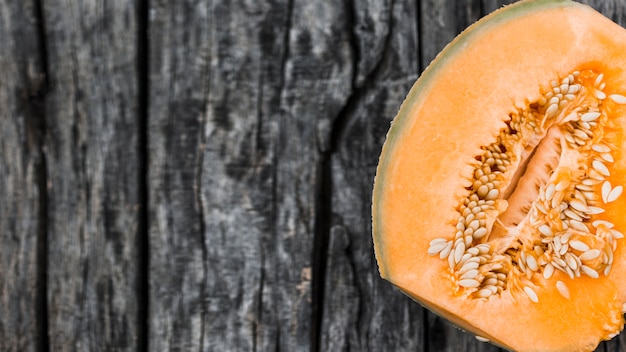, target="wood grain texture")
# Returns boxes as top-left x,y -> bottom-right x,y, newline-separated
43,0 -> 142,350
320,0 -> 427,350
147,1 -> 209,348
0,1 -> 46,351
148,0 -> 353,350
